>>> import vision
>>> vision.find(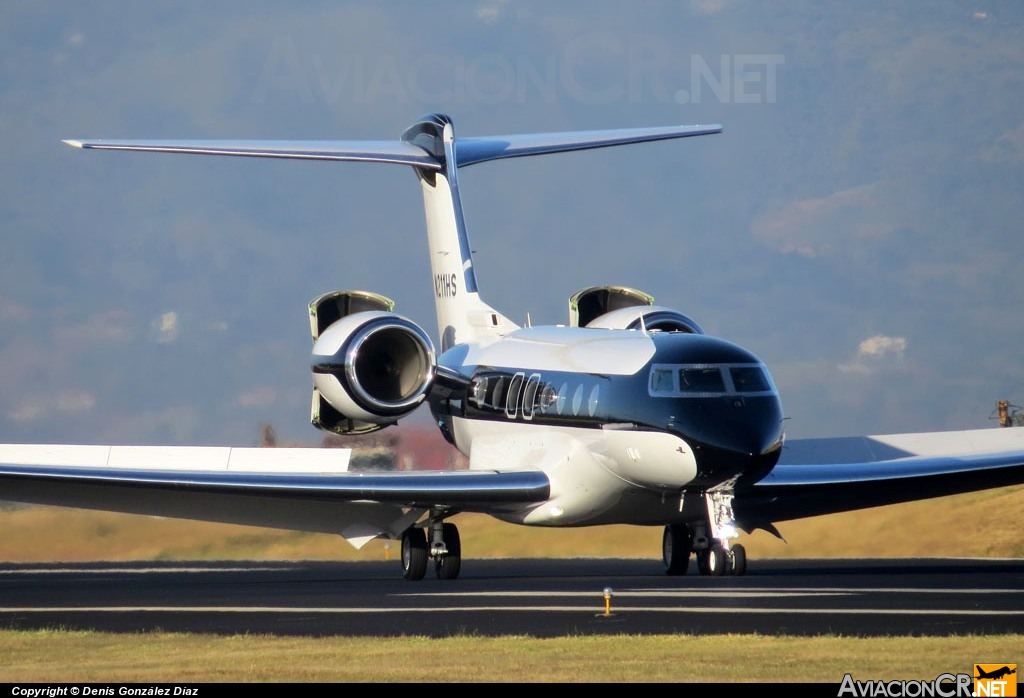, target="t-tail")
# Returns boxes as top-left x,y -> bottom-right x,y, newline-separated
64,114 -> 722,349
400,114 -> 518,351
